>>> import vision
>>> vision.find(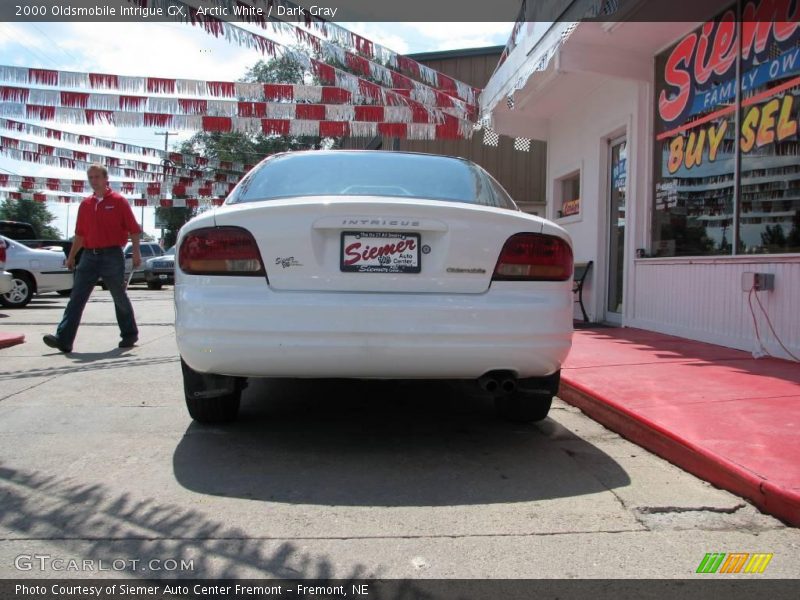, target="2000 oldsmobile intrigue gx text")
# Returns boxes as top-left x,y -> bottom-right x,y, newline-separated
175,151 -> 574,423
